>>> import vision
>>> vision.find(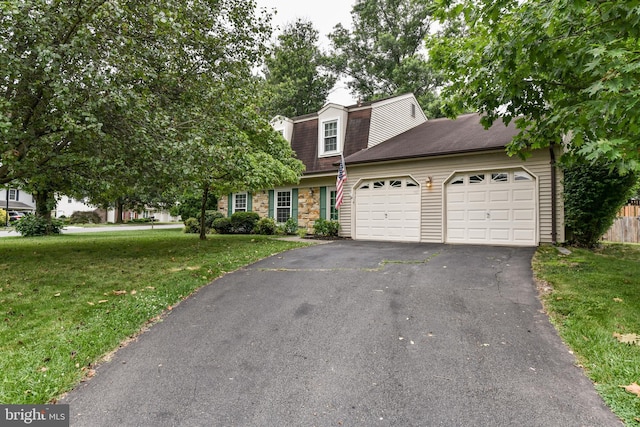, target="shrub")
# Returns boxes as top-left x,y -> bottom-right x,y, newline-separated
230,211 -> 260,234
203,211 -> 224,230
183,217 -> 200,234
281,217 -> 298,235
0,209 -> 6,226
254,217 -> 277,235
14,215 -> 64,237
69,211 -> 102,224
313,218 -> 340,237
212,217 -> 233,234
563,159 -> 638,248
